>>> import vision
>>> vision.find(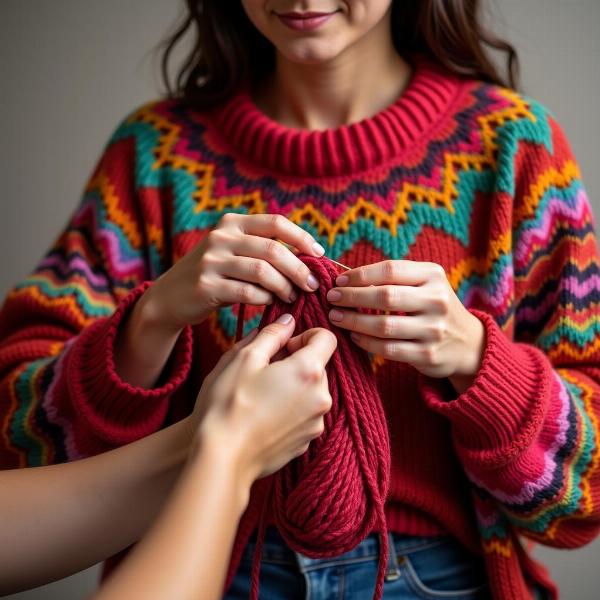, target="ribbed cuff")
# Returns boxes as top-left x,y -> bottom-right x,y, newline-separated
418,308 -> 551,468
67,282 -> 193,445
